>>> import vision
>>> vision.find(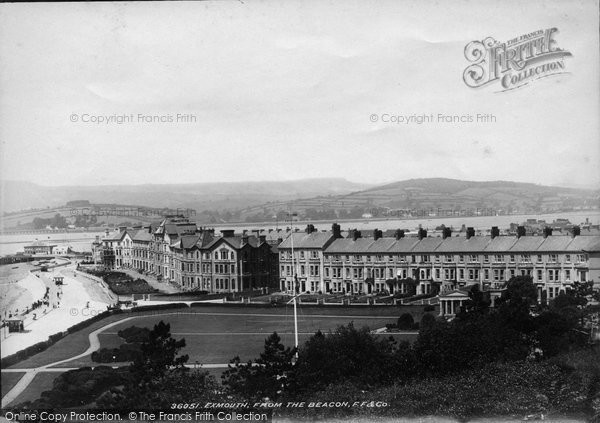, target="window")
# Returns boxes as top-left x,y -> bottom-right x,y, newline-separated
459,269 -> 464,280
484,255 -> 489,263
435,254 -> 440,262
550,254 -> 557,263
435,268 -> 440,279
445,254 -> 452,263
537,270 -> 543,281
510,254 -> 515,263
565,269 -> 571,281
459,255 -> 464,263
495,254 -> 503,262
325,268 -> 330,278
422,255 -> 429,263
565,254 -> 571,263
537,254 -> 543,263
521,254 -> 530,262
300,251 -> 305,259
311,251 -> 318,259
470,254 -> 477,262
